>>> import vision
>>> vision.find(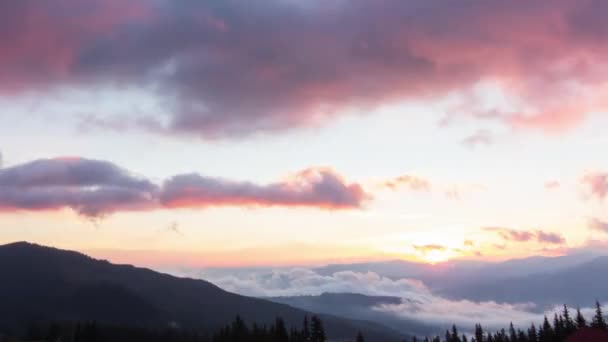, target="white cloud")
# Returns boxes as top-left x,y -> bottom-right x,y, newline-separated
172,267 -> 603,330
